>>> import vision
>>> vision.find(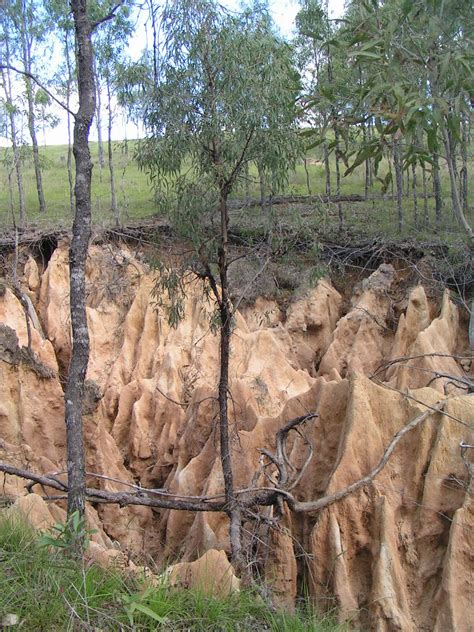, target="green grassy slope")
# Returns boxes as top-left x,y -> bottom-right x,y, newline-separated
0,140 -> 472,244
